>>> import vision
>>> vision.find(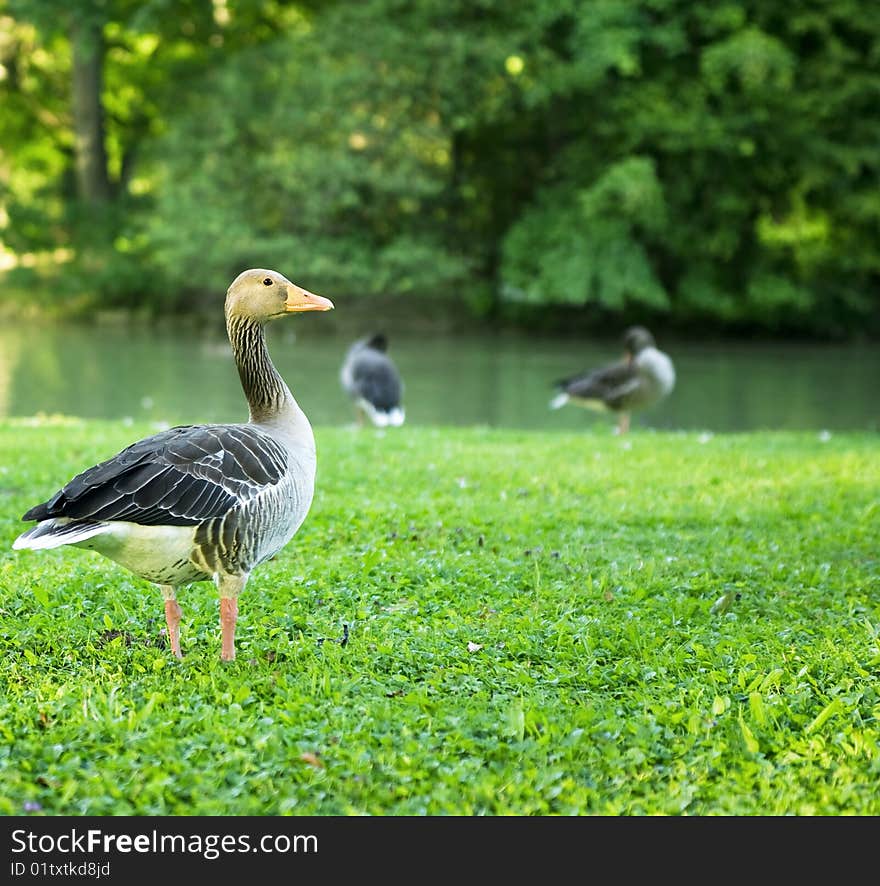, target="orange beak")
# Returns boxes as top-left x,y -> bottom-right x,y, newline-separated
284,283 -> 334,313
